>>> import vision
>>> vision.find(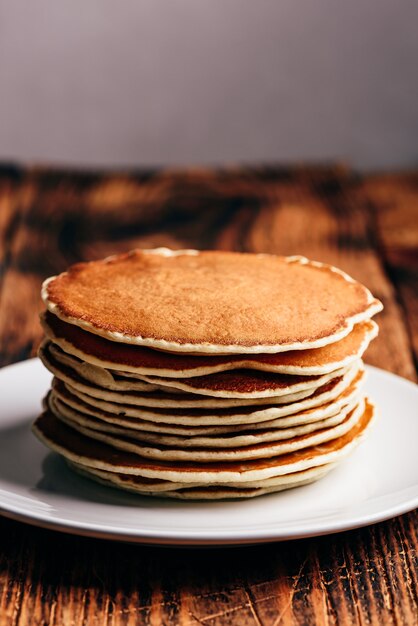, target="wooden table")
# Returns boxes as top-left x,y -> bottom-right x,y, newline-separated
0,164 -> 416,625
